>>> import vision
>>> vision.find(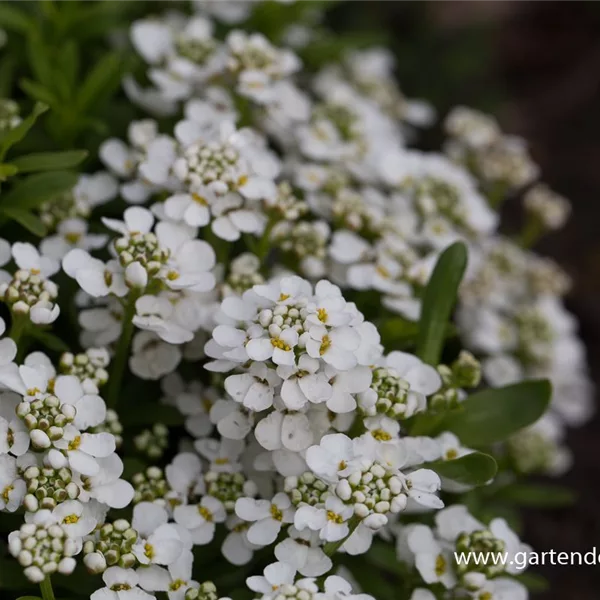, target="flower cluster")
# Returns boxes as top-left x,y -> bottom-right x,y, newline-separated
0,3 -> 590,600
